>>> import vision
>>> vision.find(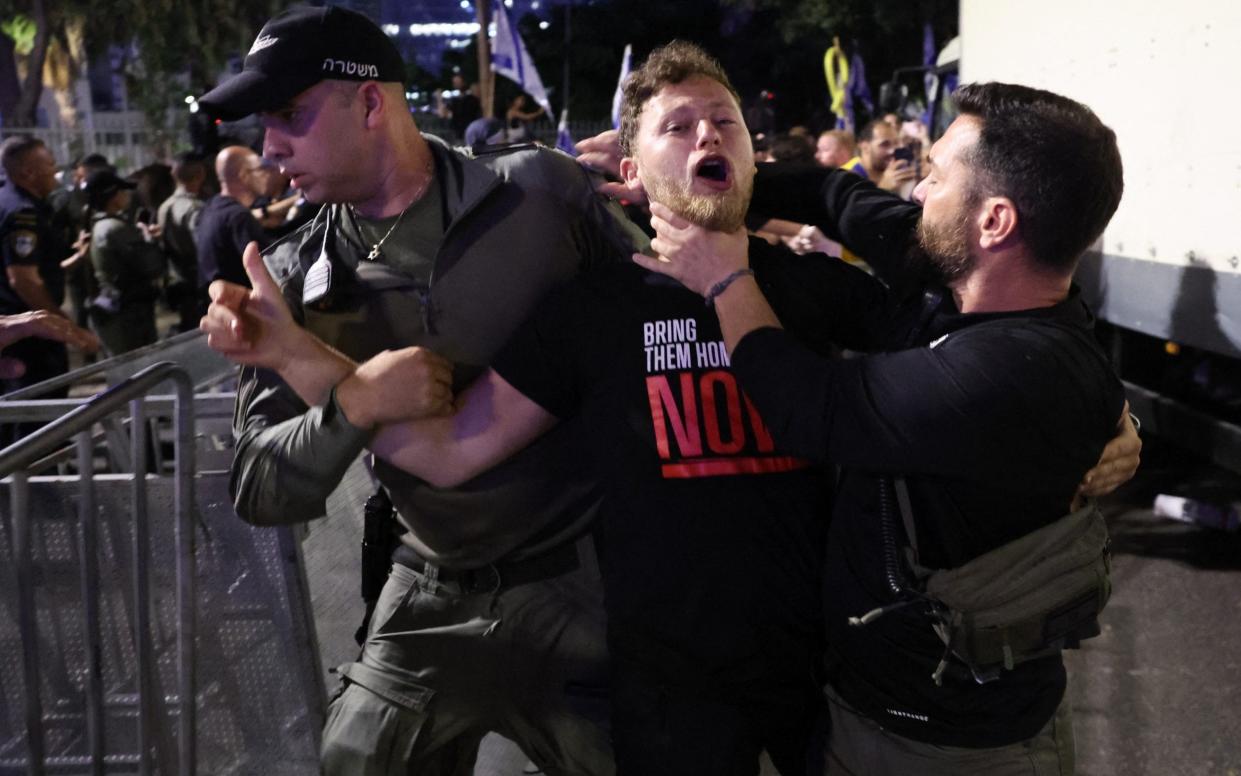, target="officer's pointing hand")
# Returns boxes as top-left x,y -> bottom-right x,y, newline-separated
200,241 -> 300,371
